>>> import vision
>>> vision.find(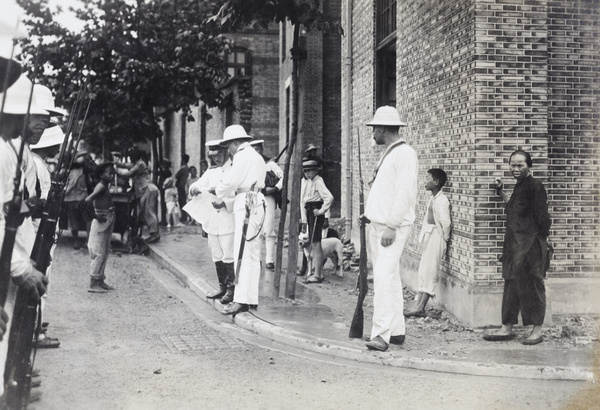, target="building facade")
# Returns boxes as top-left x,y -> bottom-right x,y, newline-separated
342,0 -> 600,326
162,27 -> 280,173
